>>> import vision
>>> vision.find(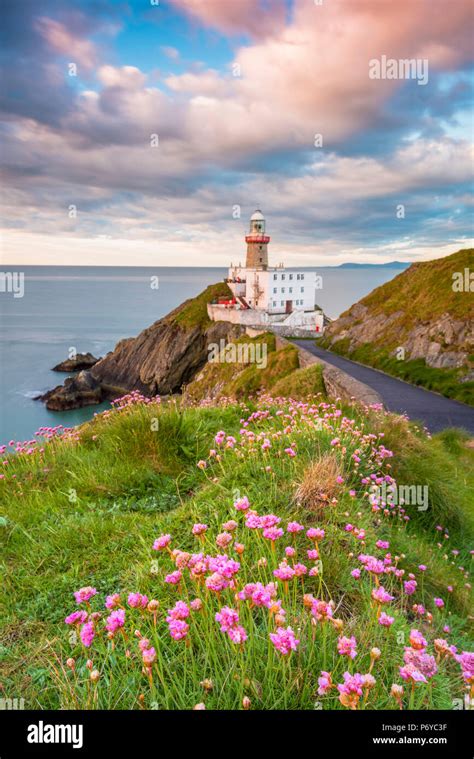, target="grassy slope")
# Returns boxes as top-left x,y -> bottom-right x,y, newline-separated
1,392 -> 473,709
170,282 -> 232,329
351,248 -> 473,324
184,333 -> 324,402
323,249 -> 474,404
